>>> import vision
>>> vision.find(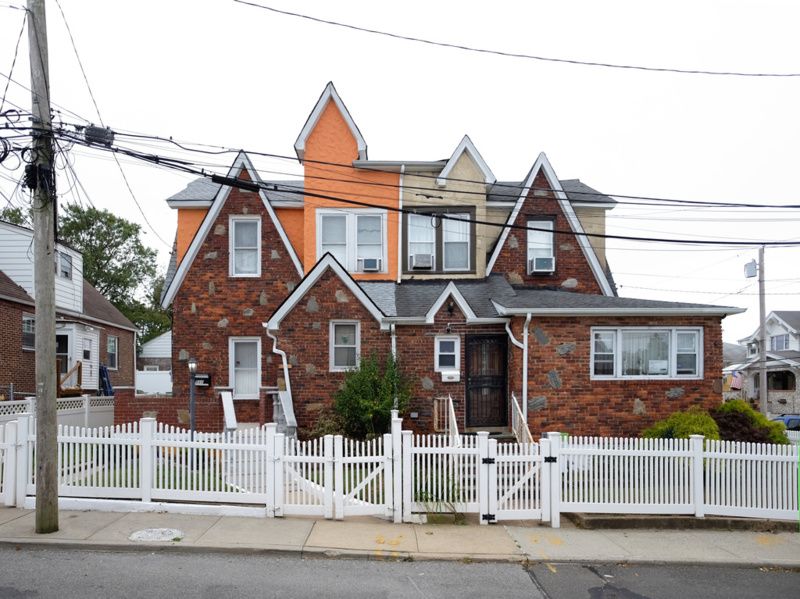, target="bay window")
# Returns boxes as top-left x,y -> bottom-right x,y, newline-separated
591,327 -> 702,379
317,210 -> 386,273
